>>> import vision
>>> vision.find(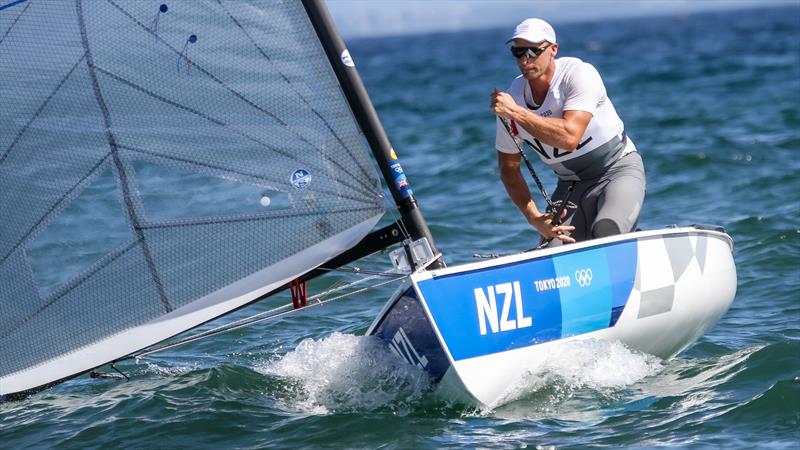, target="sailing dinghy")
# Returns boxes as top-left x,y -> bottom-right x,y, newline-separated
368,226 -> 736,406
0,0 -> 736,405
